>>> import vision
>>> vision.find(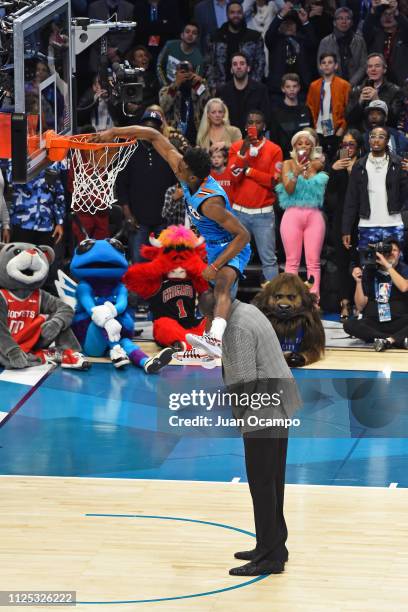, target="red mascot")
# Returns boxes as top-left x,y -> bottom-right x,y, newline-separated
124,225 -> 208,351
